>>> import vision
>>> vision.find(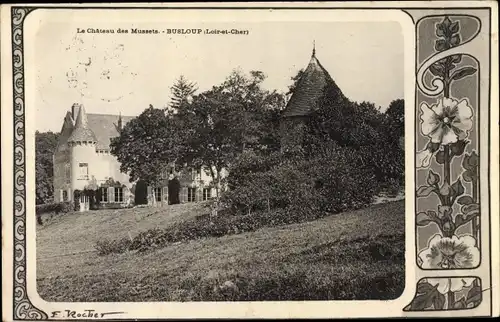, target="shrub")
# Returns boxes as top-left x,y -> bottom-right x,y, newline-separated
35,202 -> 73,216
223,143 -> 377,217
95,237 -> 132,255
35,201 -> 73,225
